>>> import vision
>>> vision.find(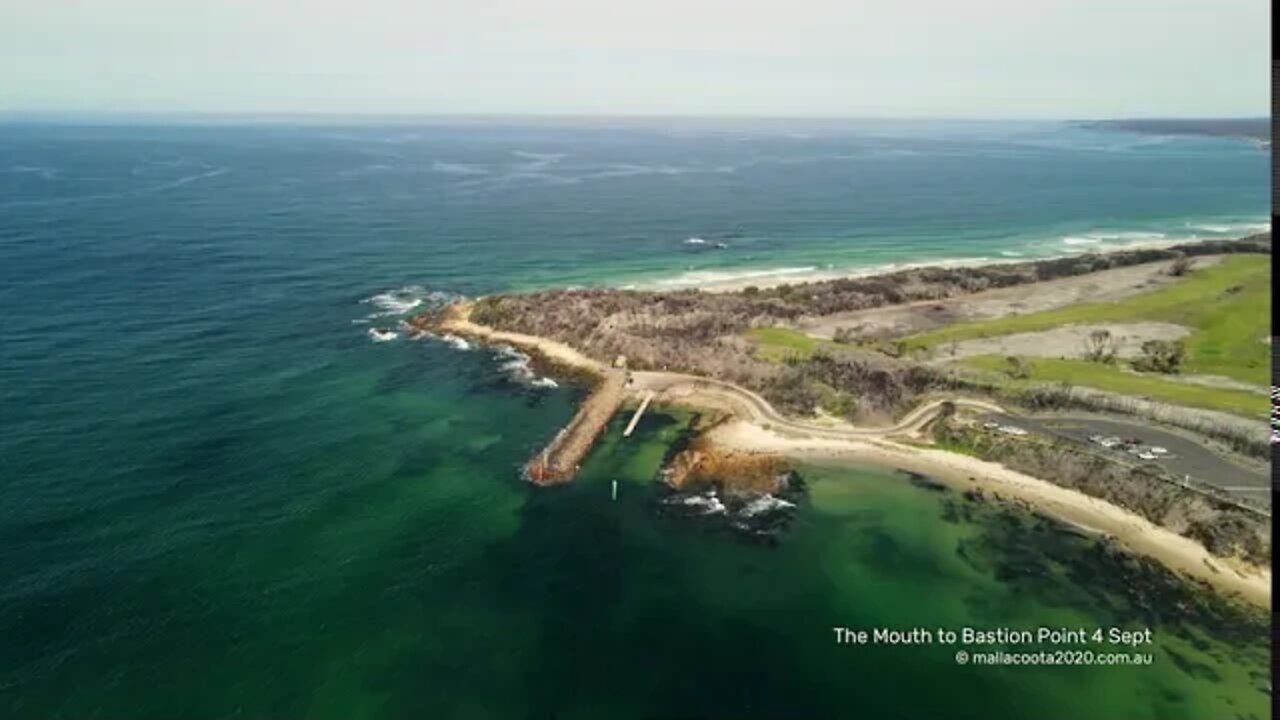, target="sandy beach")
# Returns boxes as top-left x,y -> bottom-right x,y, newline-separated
708,419 -> 1271,608
645,235 -> 1261,294
435,302 -> 607,373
